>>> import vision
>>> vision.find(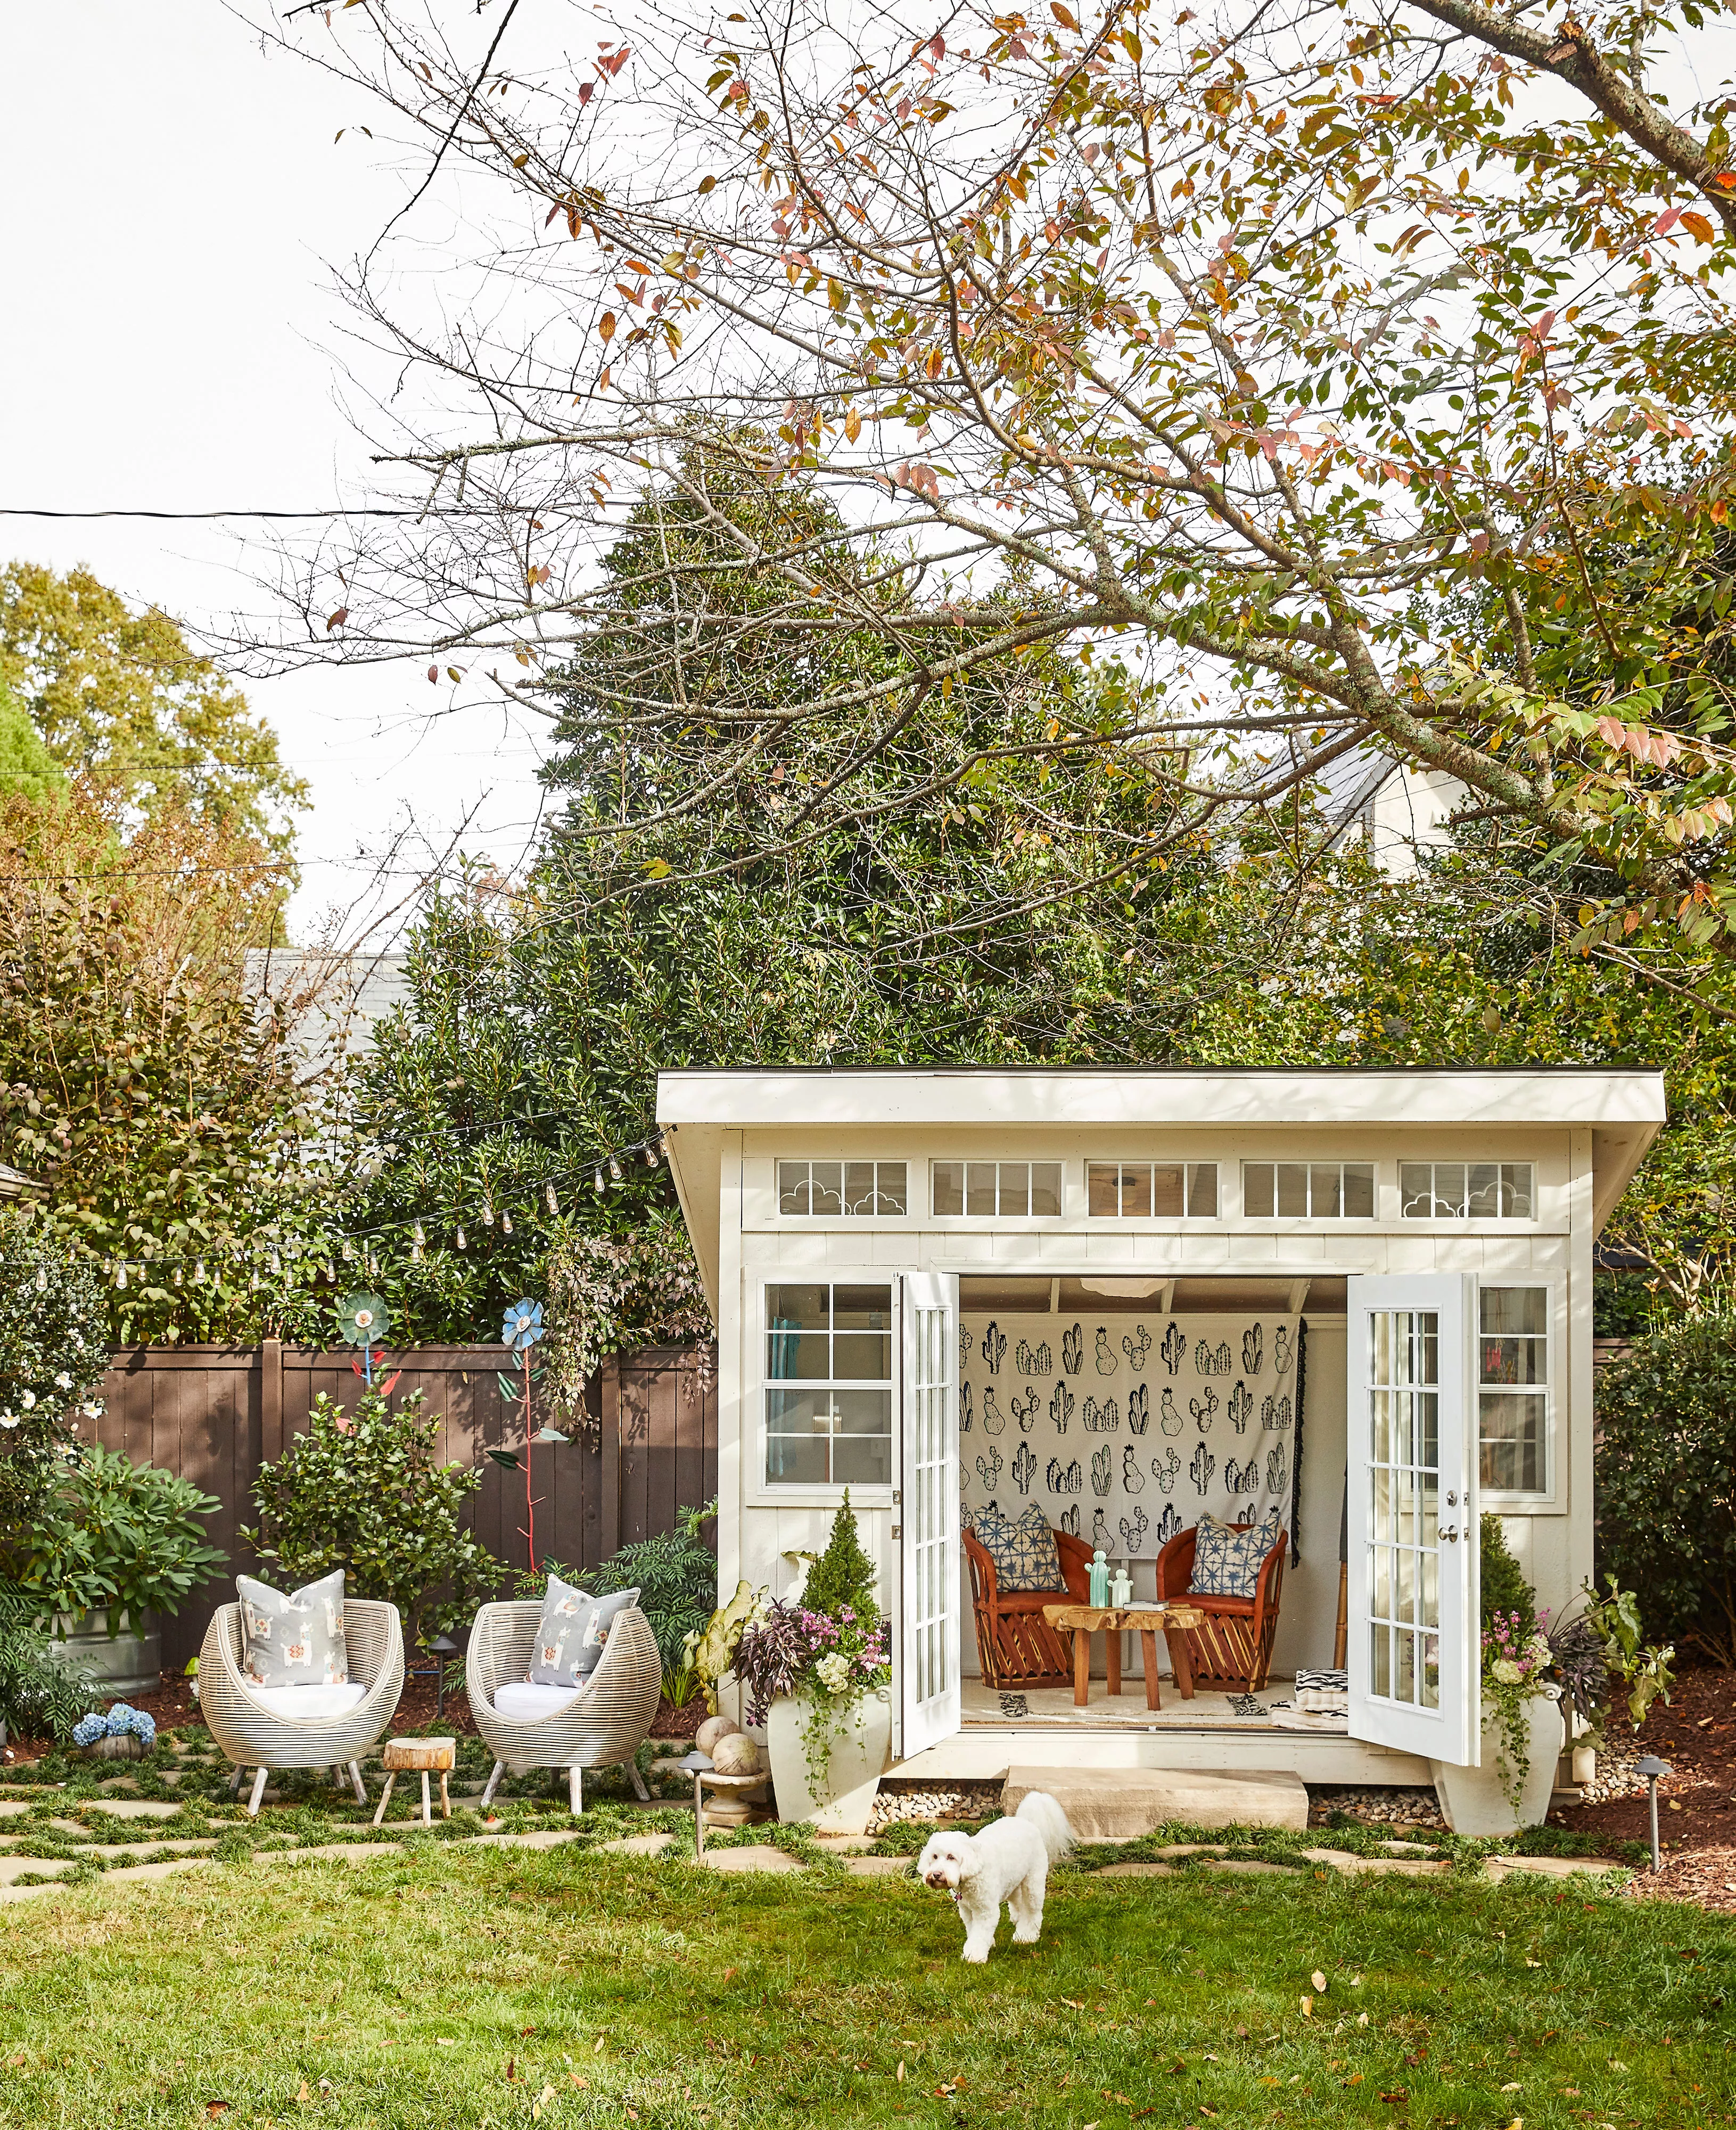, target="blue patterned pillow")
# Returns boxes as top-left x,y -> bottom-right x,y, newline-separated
973,1504 -> 1064,1593
1191,1515 -> 1270,1599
